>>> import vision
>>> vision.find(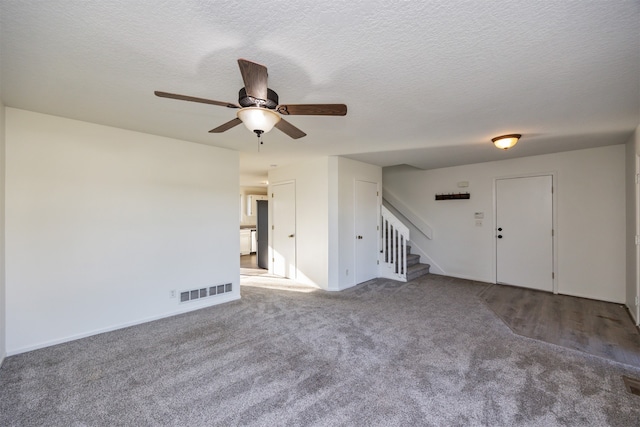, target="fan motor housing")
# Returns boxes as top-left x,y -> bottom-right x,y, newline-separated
238,87 -> 279,109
